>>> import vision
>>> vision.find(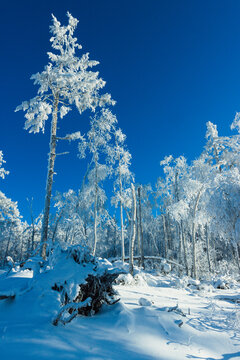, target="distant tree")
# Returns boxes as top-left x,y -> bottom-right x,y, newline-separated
78,109 -> 117,255
108,128 -> 134,262
16,13 -> 115,259
129,183 -> 137,275
0,151 -> 23,264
